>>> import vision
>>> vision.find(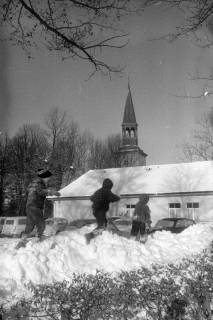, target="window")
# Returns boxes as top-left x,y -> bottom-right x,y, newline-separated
176,219 -> 194,228
155,219 -> 174,228
6,220 -> 14,225
125,128 -> 130,137
125,204 -> 135,218
187,202 -> 199,220
115,219 -> 131,226
130,129 -> 135,138
168,203 -> 181,218
187,203 -> 199,209
18,219 -> 27,225
126,204 -> 136,209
